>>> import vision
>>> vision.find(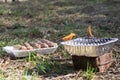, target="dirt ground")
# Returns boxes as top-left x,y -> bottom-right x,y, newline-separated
0,0 -> 120,80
